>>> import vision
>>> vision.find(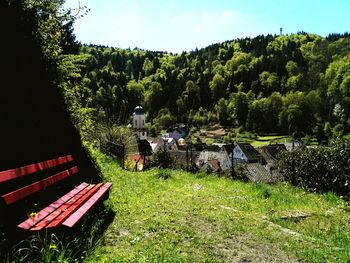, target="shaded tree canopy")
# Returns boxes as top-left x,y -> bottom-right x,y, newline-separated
0,0 -> 100,182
